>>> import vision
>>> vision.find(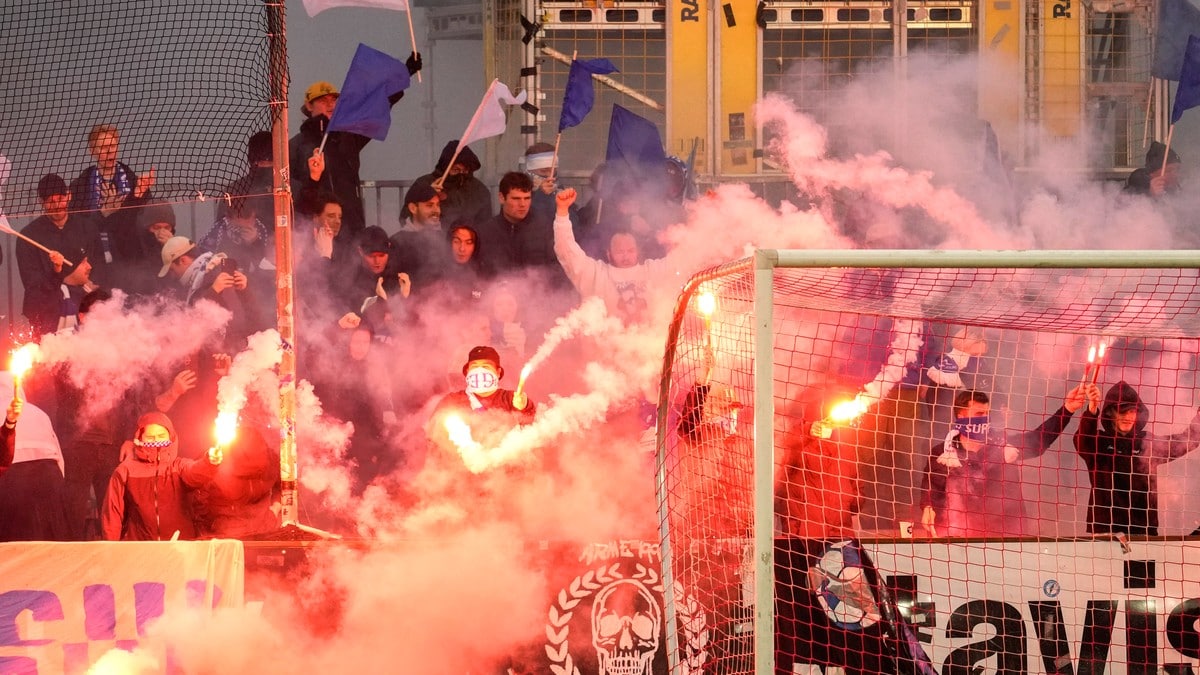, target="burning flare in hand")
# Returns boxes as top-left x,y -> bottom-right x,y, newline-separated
1083,339 -> 1109,385
444,413 -> 488,473
208,411 -> 237,465
214,411 -> 238,448
810,396 -> 870,438
9,343 -> 39,400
